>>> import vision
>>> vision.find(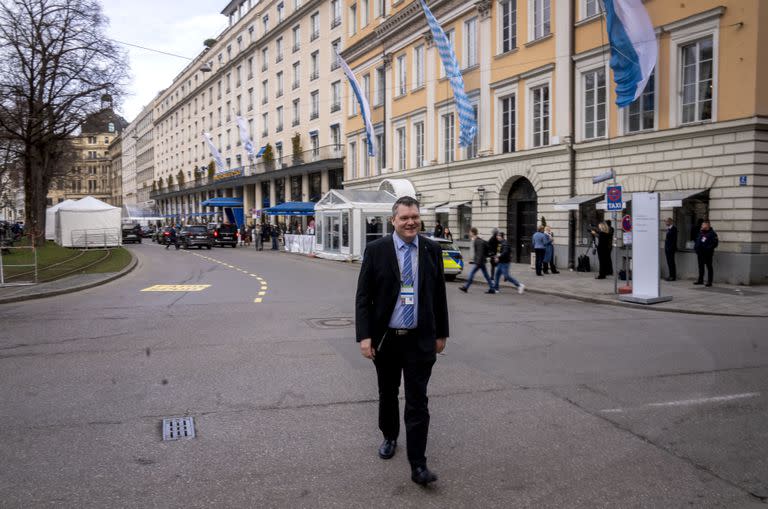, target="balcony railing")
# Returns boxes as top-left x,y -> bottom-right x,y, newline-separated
292,44 -> 300,53
331,17 -> 341,29
292,81 -> 300,90
149,145 -> 345,199
331,61 -> 340,71
310,111 -> 319,120
310,31 -> 319,41
330,103 -> 341,113
310,71 -> 319,81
